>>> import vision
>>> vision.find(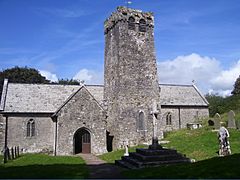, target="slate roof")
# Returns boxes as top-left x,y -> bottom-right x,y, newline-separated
159,84 -> 208,107
0,82 -> 208,113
